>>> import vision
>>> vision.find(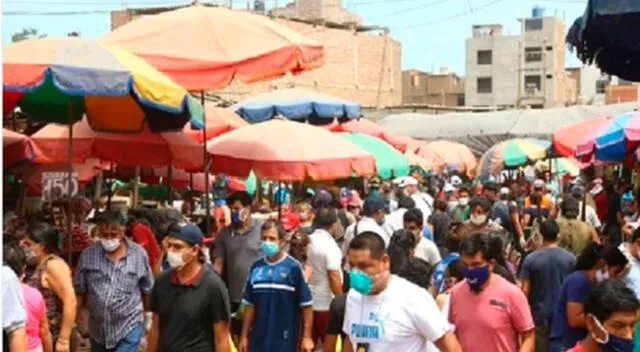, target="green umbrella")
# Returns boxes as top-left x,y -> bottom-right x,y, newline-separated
244,171 -> 257,195
338,132 -> 409,179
